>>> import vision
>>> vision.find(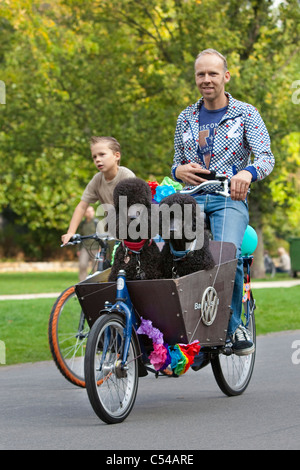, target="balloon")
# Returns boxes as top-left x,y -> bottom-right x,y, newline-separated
241,225 -> 258,256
